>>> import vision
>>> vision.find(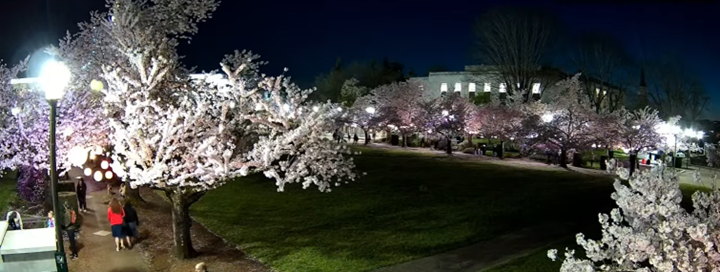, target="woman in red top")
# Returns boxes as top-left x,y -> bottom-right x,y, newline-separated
108,198 -> 130,251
